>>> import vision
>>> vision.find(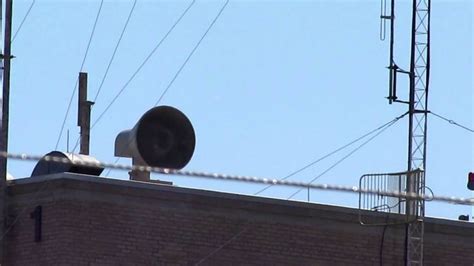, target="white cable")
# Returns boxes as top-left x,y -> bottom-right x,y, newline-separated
2,151 -> 473,206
